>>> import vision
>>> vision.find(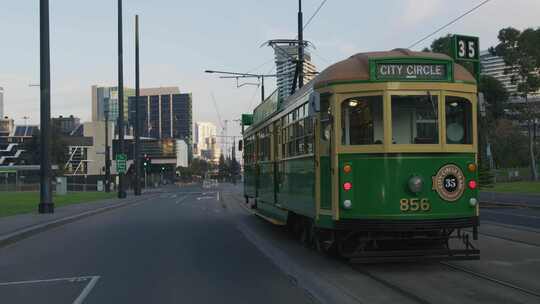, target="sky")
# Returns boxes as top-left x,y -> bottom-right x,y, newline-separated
1,0 -> 540,139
